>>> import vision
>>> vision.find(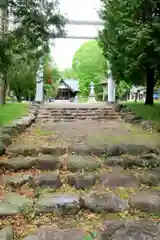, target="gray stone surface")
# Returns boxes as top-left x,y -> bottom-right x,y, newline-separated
7,147 -> 38,157
4,174 -> 33,188
67,155 -> 101,172
0,141 -> 5,156
30,172 -> 62,188
36,155 -> 61,170
0,157 -> 35,170
23,227 -> 85,240
67,173 -> 96,189
35,193 -> 80,215
0,201 -> 20,216
81,191 -> 129,213
104,154 -> 160,168
40,146 -> 66,156
0,225 -> 14,240
69,144 -> 153,157
0,134 -> 12,146
139,168 -> 160,186
106,144 -> 153,156
129,190 -> 160,215
100,167 -> 140,188
1,127 -> 18,137
0,192 -> 33,216
99,220 -> 160,239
